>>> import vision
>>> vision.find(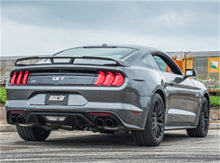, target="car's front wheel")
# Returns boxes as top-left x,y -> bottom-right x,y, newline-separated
133,93 -> 165,146
187,97 -> 210,137
16,125 -> 51,141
